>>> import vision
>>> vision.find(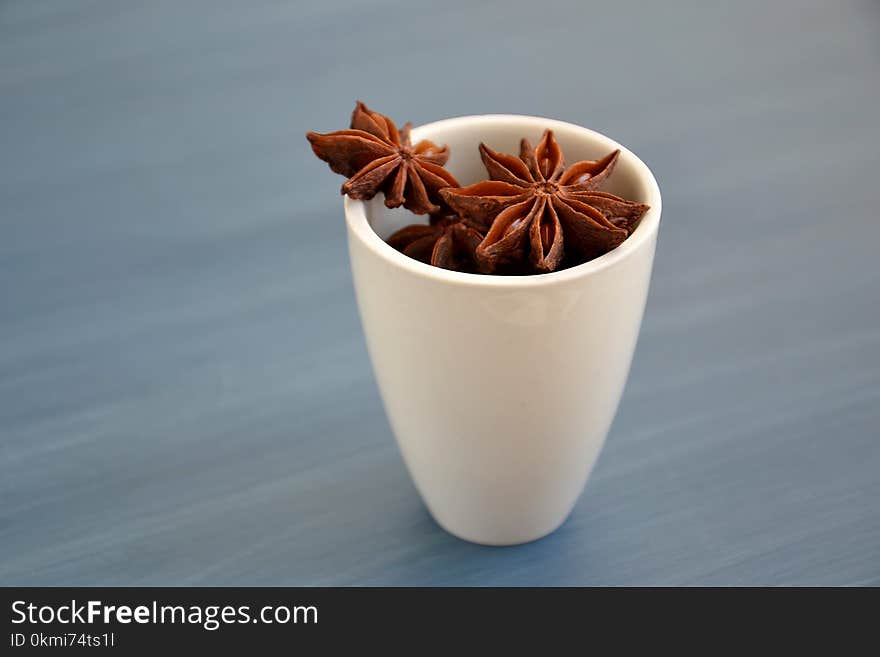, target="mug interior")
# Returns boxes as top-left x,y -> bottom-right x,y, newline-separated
347,114 -> 661,285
